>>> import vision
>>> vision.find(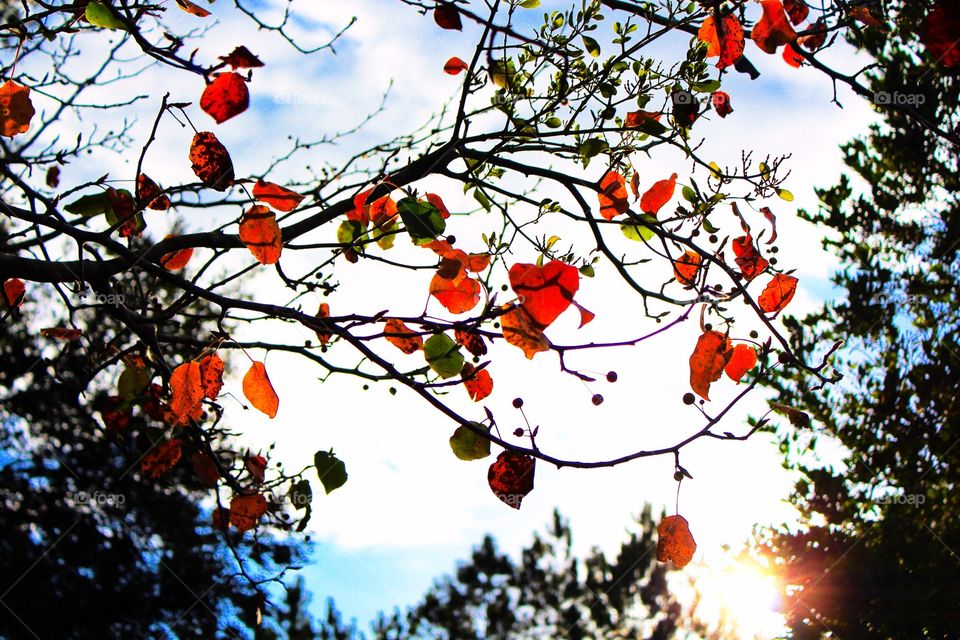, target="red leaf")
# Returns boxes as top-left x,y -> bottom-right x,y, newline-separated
725,344 -> 758,382
689,330 -> 732,400
0,80 -> 35,138
487,451 -> 535,509
849,6 -> 884,29
752,0 -> 797,54
501,305 -> 550,359
783,0 -> 809,25
239,204 -> 283,265
639,173 -> 677,216
434,2 -> 462,30
758,273 -> 799,314
430,272 -> 481,314
230,493 -> 267,532
384,318 -> 424,354
462,364 -> 493,402
657,514 -> 697,568
697,14 -> 745,69
3,278 -> 25,307
444,56 -> 469,75
140,439 -> 183,479
191,452 -> 220,486
508,261 -> 579,328
732,235 -> 769,281
160,244 -> 193,271
199,353 -> 224,399
243,361 -> 279,418
137,173 -> 170,210
624,110 -> 662,128
315,302 -> 332,346
245,455 -> 267,483
760,206 -> 778,244
175,0 -> 210,17
189,131 -> 235,191
455,329 -> 487,356
253,179 -> 304,212
200,72 -> 249,124
425,193 -> 451,219
798,18 -> 827,50
46,166 -> 60,188
169,361 -> 204,425
782,43 -> 804,67
712,91 -> 733,118
923,2 -> 960,68
673,250 -> 701,286
598,170 -> 629,221
40,327 -> 82,341
219,45 -> 264,70
106,188 -> 141,237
